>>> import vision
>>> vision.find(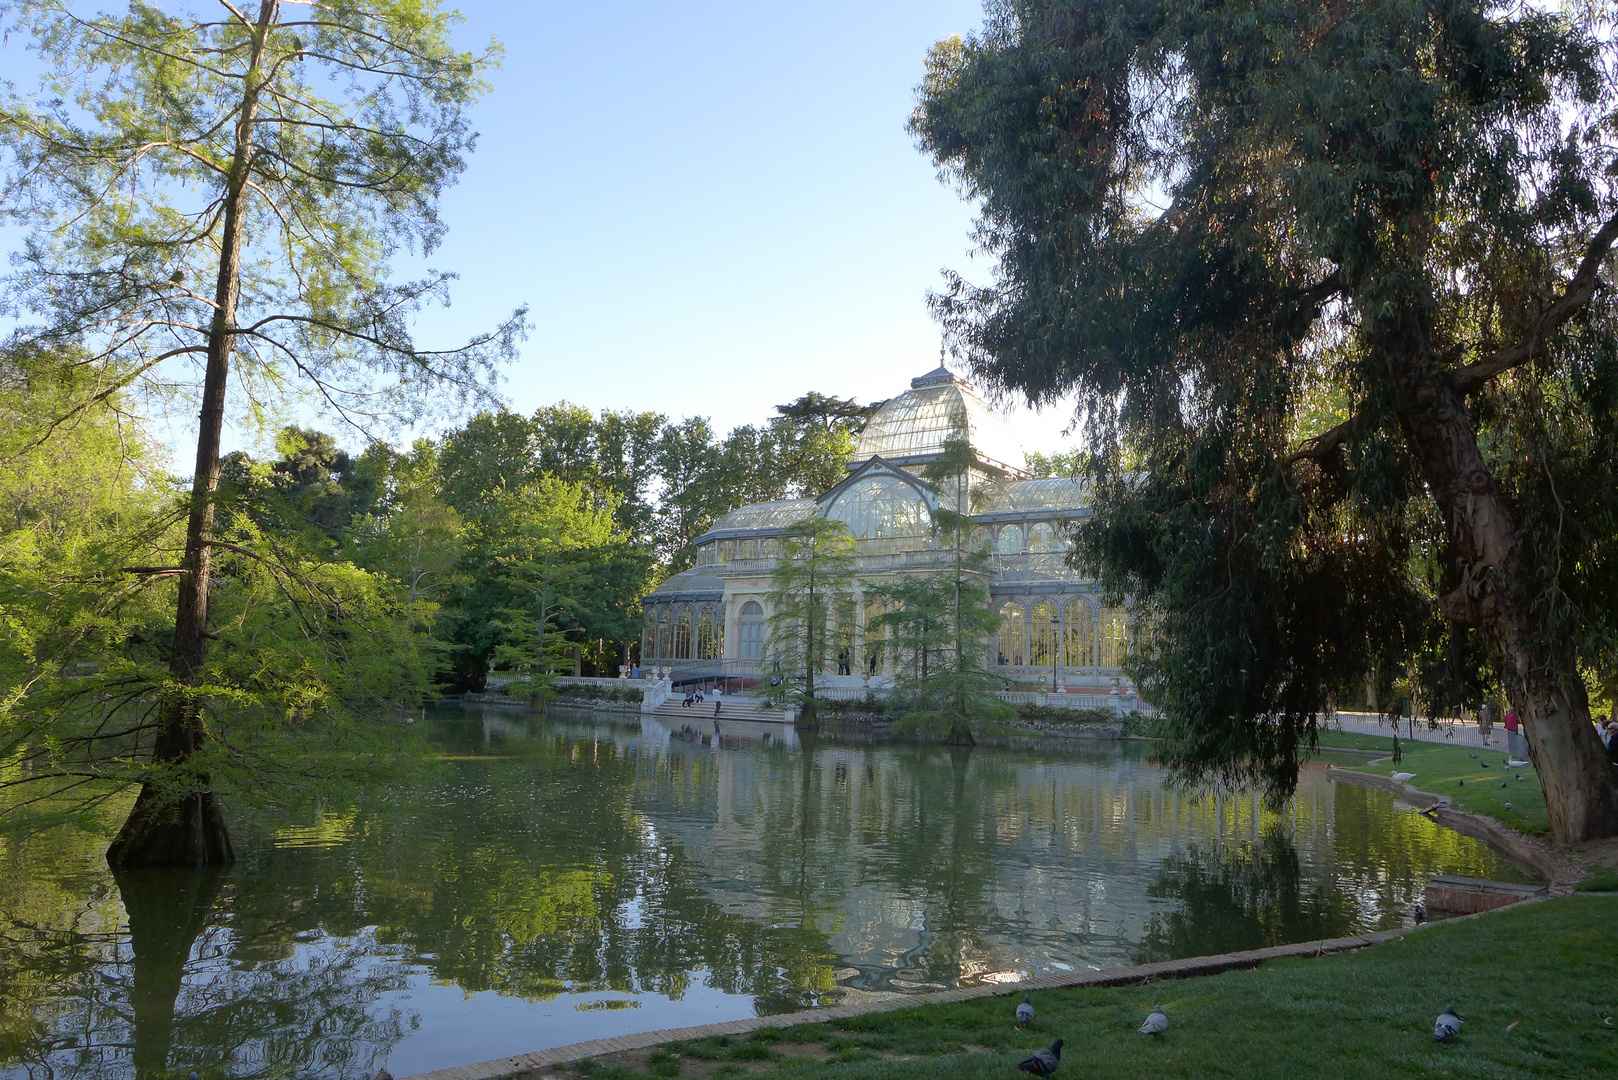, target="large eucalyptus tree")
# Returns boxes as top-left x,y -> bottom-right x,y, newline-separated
913,0 -> 1618,842
0,0 -> 522,865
